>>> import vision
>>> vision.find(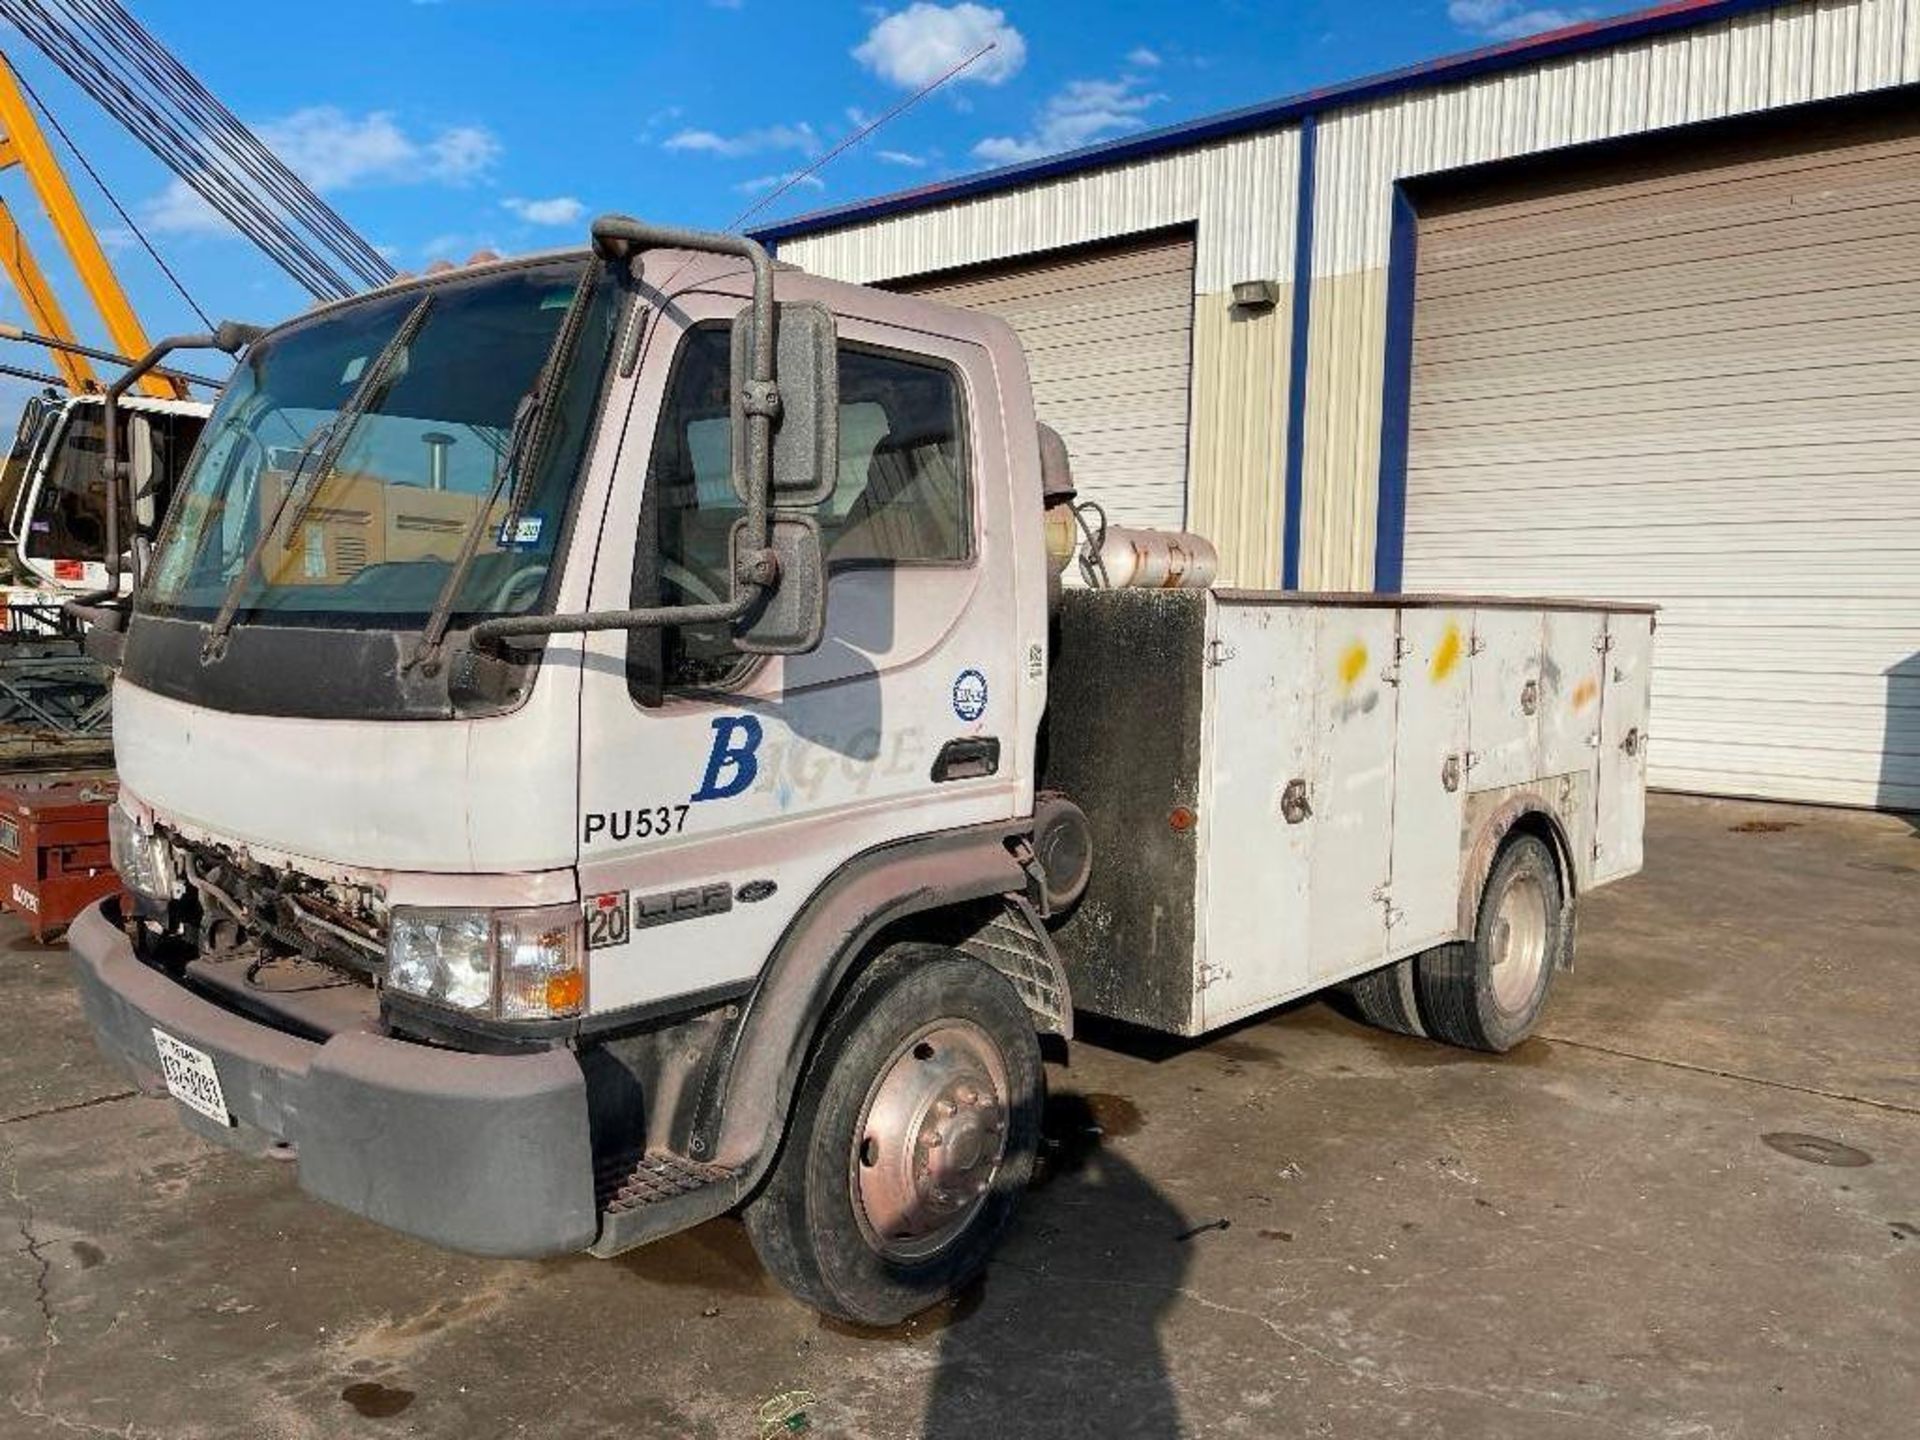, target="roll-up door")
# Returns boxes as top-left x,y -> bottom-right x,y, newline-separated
1403,113 -> 1920,809
893,230 -> 1196,532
